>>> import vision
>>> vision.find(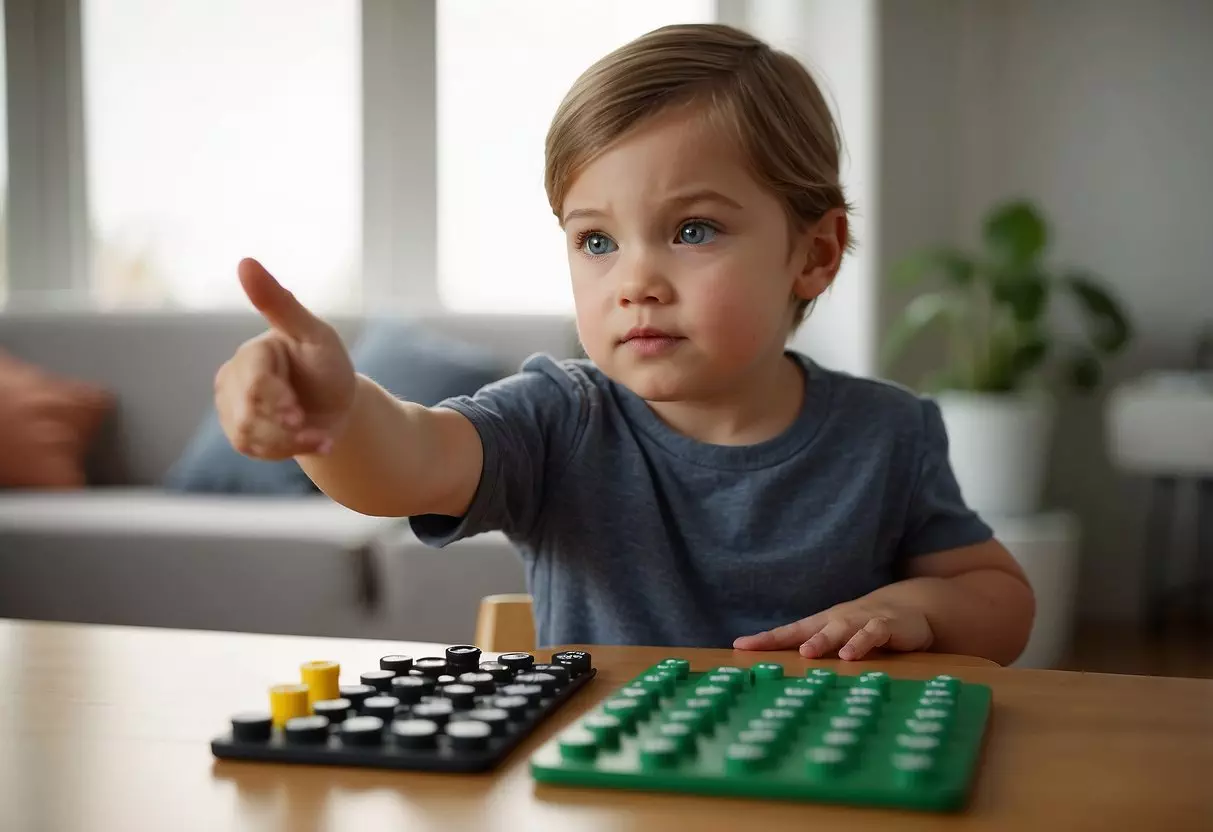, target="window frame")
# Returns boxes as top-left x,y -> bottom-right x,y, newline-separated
4,0 -> 90,308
